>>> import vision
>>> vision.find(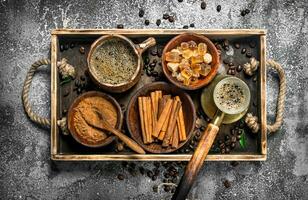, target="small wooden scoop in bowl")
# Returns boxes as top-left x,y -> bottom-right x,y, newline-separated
80,107 -> 145,154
